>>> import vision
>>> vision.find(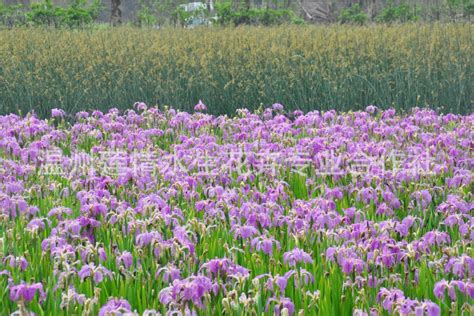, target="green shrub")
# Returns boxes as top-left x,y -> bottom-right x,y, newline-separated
172,5 -> 208,27
59,0 -> 101,27
215,2 -> 303,26
447,0 -> 474,18
377,1 -> 419,23
26,0 -> 58,26
214,1 -> 233,25
25,0 -> 100,27
137,6 -> 158,26
339,4 -> 367,25
0,3 -> 26,27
